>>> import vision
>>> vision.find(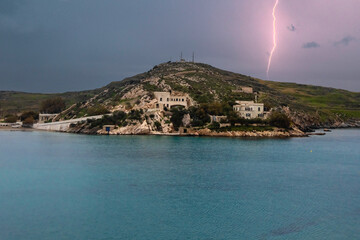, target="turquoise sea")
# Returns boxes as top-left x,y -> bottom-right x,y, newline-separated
0,130 -> 359,240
